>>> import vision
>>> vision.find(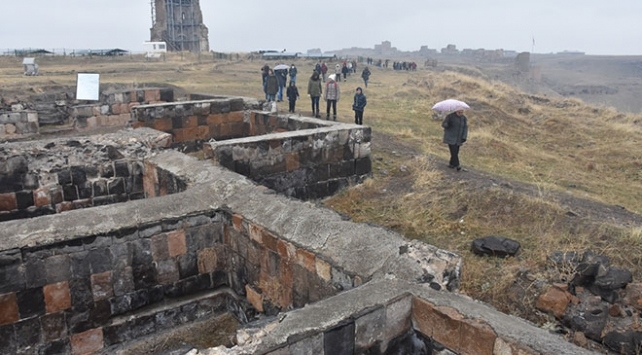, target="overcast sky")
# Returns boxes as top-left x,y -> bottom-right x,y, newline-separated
2,0 -> 641,55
